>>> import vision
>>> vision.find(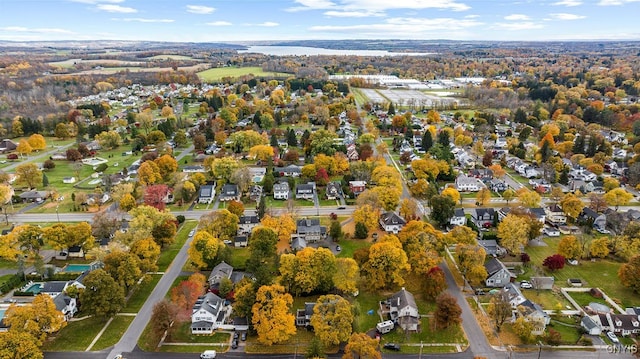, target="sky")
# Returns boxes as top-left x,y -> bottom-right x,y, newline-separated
1,0 -> 640,42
